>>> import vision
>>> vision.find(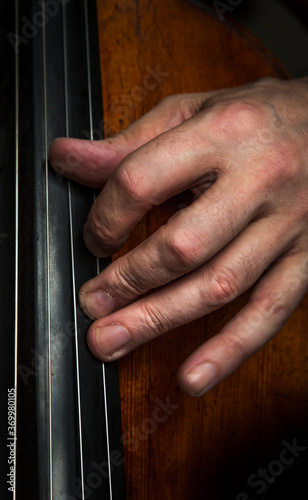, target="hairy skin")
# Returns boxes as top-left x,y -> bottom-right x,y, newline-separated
49,77 -> 308,397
